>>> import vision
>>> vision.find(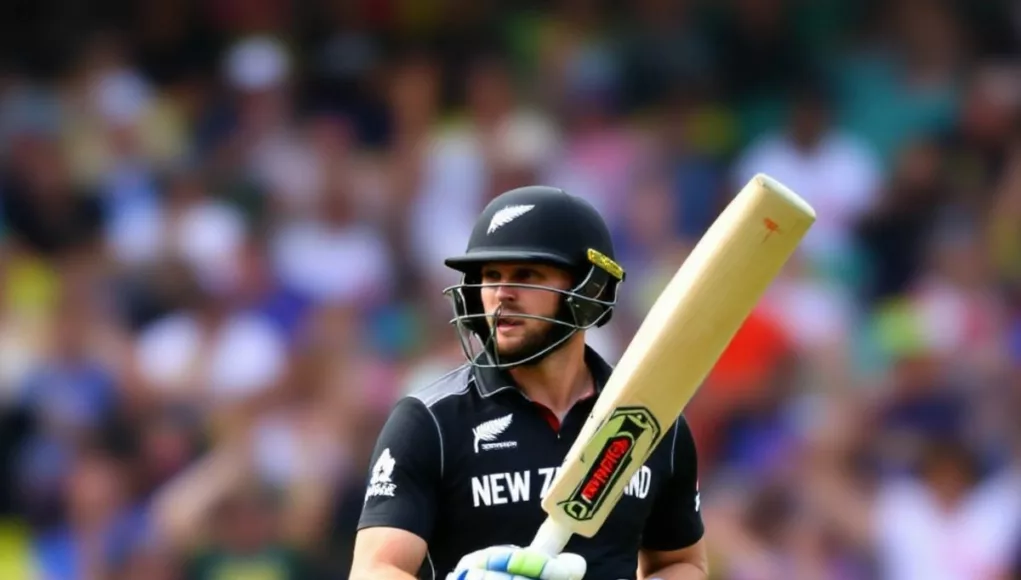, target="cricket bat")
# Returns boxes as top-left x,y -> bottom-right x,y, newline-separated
528,173 -> 816,557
